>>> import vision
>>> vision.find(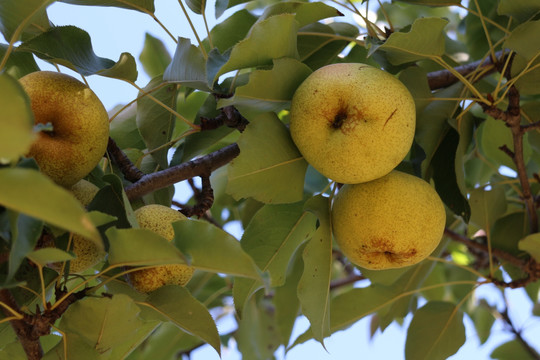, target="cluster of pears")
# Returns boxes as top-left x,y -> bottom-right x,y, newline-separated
21,71 -> 194,291
290,63 -> 446,270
